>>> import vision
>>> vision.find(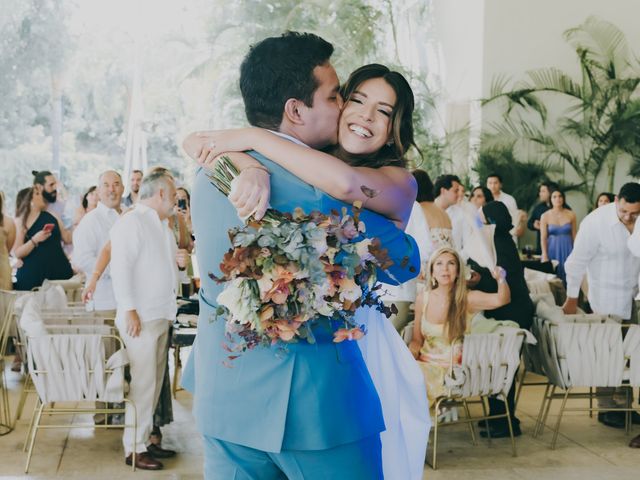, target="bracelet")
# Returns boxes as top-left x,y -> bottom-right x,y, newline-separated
30,238 -> 38,248
243,164 -> 270,175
